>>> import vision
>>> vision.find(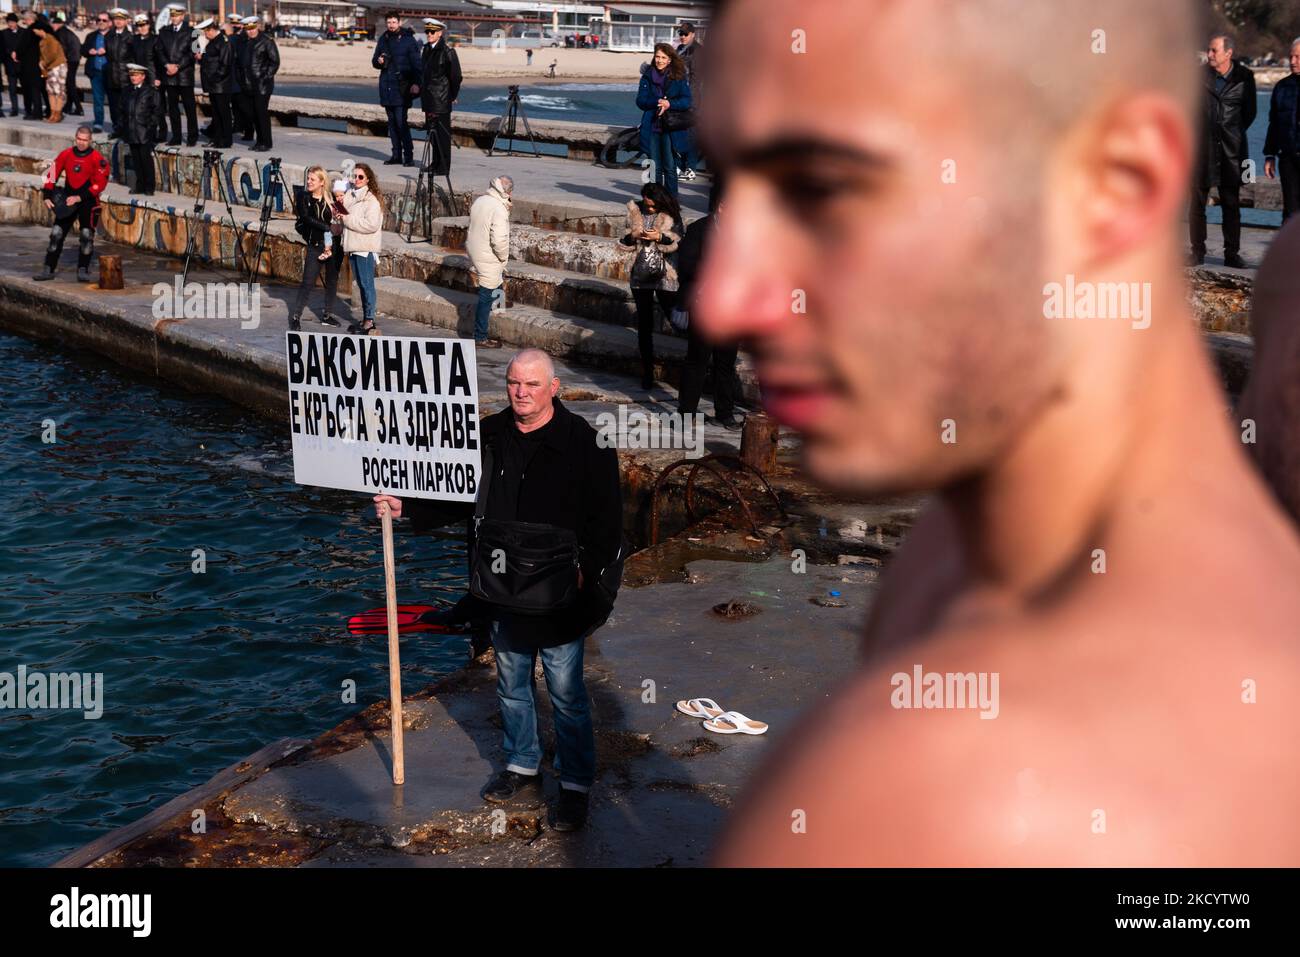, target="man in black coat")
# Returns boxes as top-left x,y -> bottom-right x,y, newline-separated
419,18 -> 461,175
1264,39 -> 1300,222
1,14 -> 22,117
156,3 -> 198,146
130,14 -> 167,142
103,8 -> 135,138
236,17 -> 278,151
52,14 -> 82,116
121,63 -> 161,195
196,19 -> 233,149
1190,33 -> 1257,268
225,15 -> 253,141
373,350 -> 623,833
16,10 -> 45,120
373,14 -> 422,166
